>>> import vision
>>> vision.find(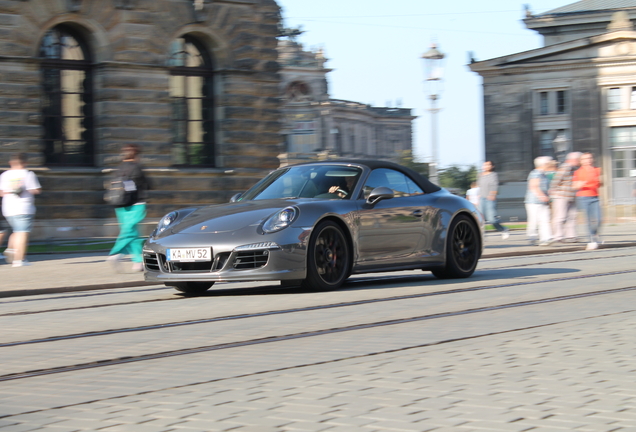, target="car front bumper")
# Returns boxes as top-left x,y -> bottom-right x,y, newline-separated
143,227 -> 311,285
